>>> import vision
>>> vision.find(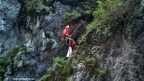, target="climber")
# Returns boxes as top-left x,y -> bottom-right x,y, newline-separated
62,24 -> 71,44
61,24 -> 78,58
